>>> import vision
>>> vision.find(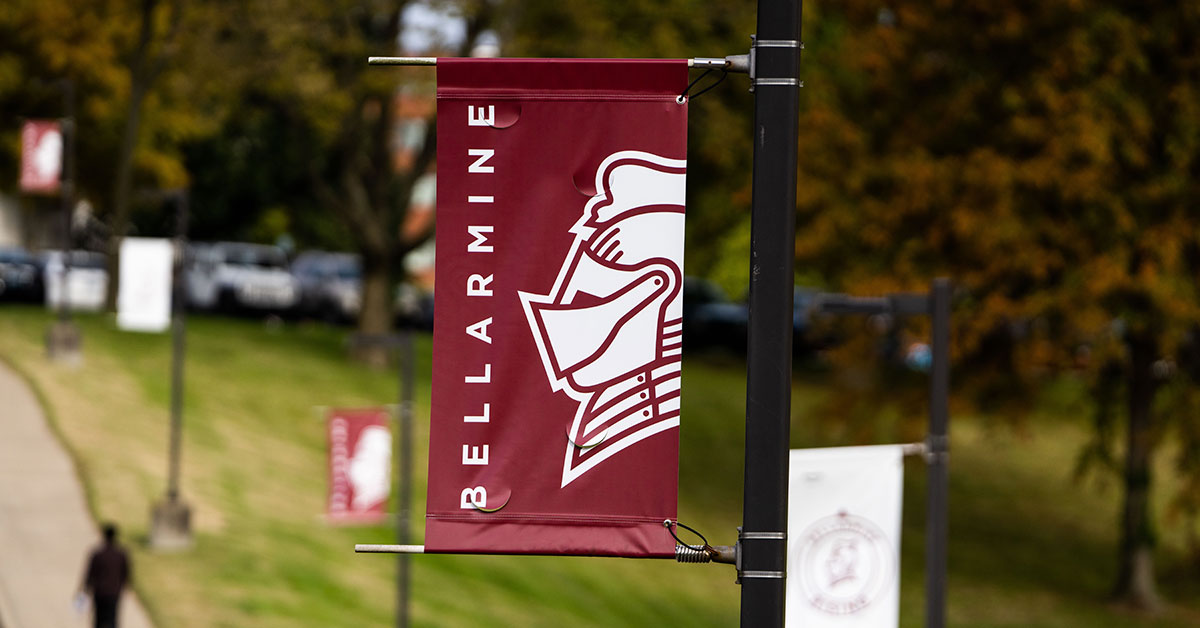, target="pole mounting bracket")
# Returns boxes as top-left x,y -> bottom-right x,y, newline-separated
747,35 -> 805,92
